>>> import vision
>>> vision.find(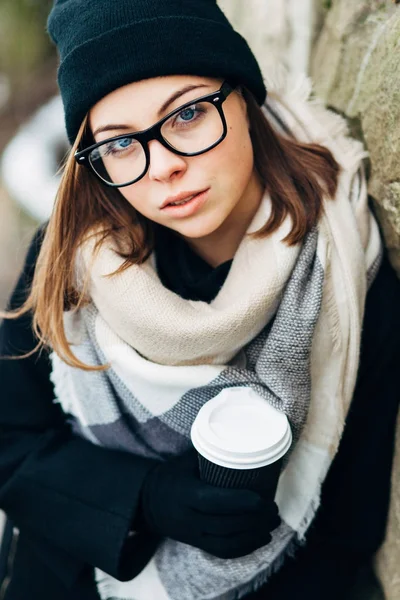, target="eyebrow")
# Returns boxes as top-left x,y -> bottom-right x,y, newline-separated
92,83 -> 210,138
